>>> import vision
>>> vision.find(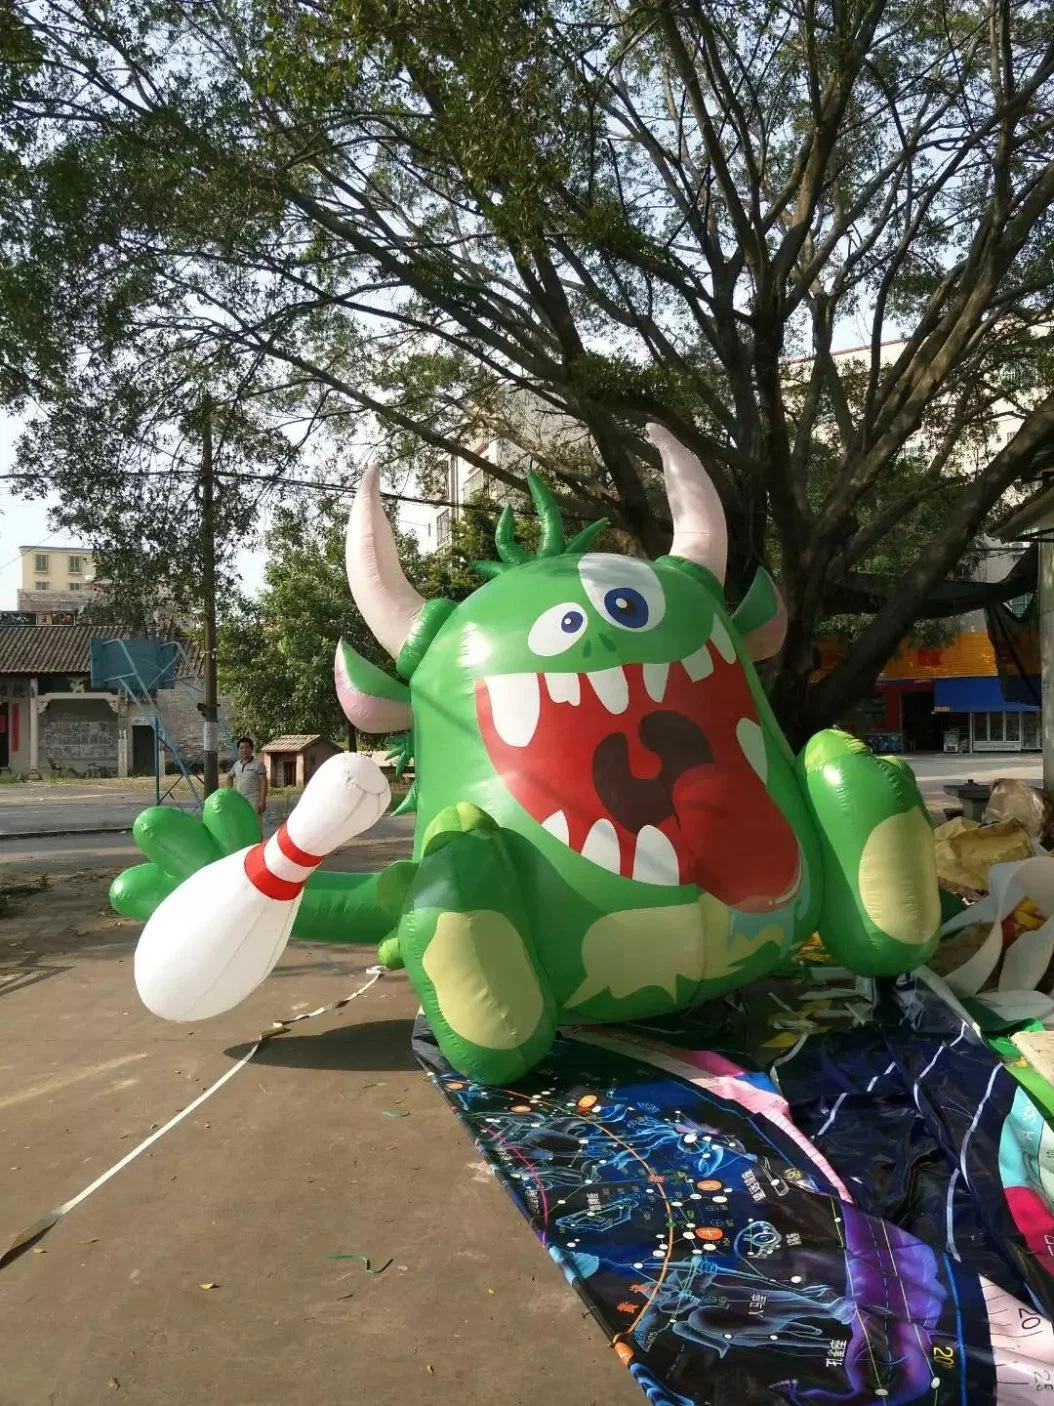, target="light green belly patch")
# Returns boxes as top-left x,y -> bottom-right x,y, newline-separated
566,893 -> 733,1007
858,810 -> 941,945
422,909 -> 544,1050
